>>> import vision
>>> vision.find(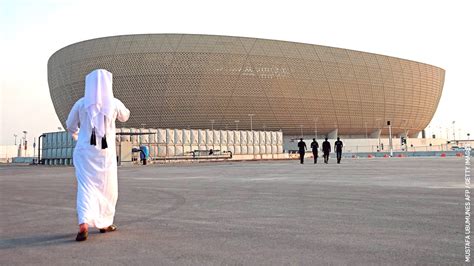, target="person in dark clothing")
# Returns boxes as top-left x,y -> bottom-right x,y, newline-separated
310,138 -> 319,164
297,138 -> 307,164
322,137 -> 331,164
334,137 -> 343,164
